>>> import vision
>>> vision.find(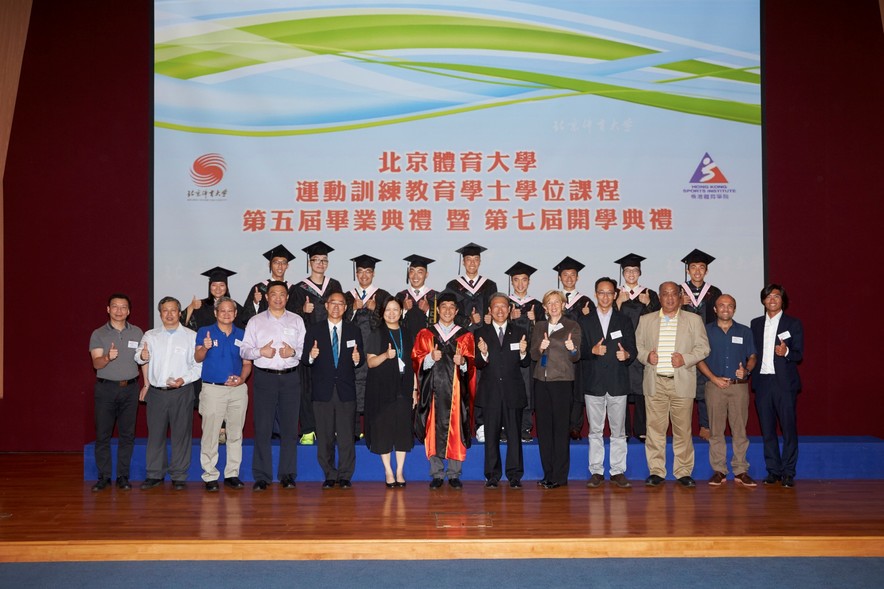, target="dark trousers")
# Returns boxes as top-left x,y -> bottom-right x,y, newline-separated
520,364 -> 534,434
481,397 -> 524,483
754,374 -> 799,477
696,374 -> 709,429
93,380 -> 139,479
625,393 -> 647,438
534,379 -> 573,485
145,384 -> 194,481
314,388 -> 356,480
253,369 -> 301,482
568,369 -> 585,433
299,365 -> 315,435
